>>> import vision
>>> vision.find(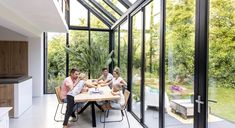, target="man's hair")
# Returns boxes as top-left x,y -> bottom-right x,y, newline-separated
102,67 -> 108,72
70,68 -> 79,75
